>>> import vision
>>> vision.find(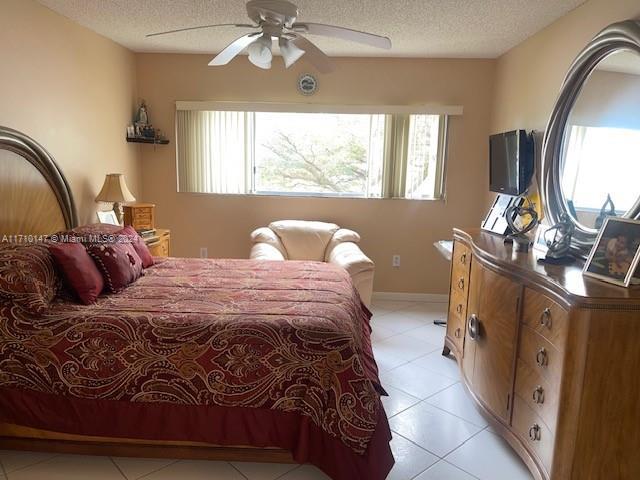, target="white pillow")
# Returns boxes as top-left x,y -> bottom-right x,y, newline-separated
269,220 -> 339,261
